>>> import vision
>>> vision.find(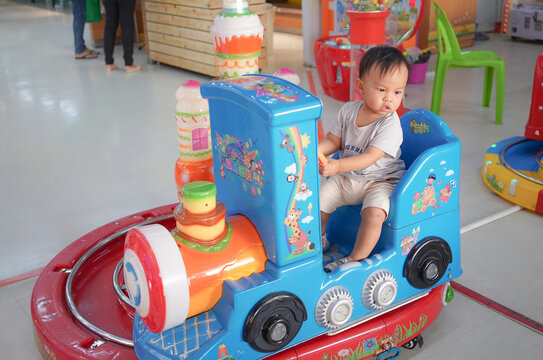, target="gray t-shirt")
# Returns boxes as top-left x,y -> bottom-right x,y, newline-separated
329,101 -> 406,182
